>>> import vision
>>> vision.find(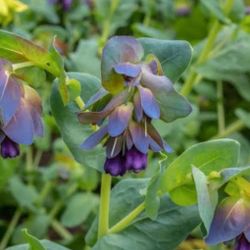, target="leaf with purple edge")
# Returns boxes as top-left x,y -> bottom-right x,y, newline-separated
206,197 -> 250,245
141,69 -> 192,122
101,36 -> 144,94
108,103 -> 133,137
